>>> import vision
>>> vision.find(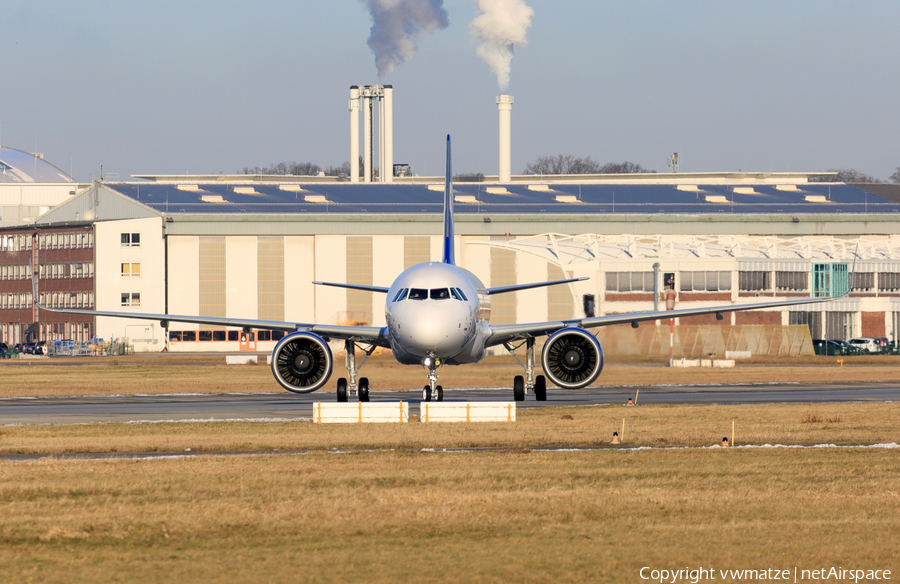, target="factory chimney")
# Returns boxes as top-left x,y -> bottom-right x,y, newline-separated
382,85 -> 393,183
350,85 -> 394,183
349,86 -> 360,183
497,94 -> 513,183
